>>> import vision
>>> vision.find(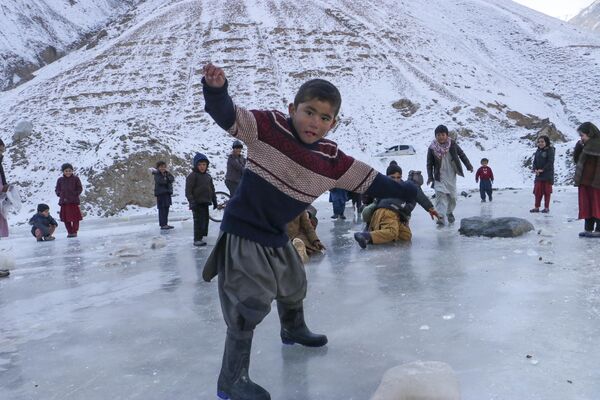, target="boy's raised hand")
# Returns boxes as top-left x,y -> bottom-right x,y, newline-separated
203,63 -> 226,88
